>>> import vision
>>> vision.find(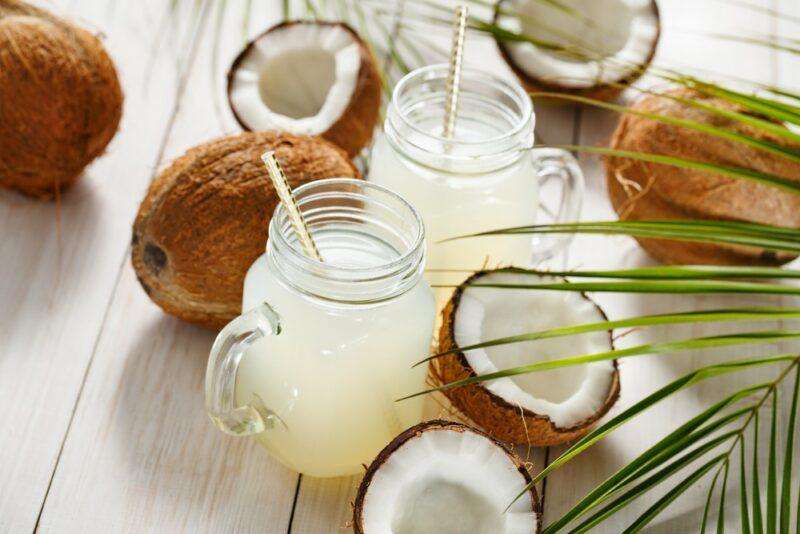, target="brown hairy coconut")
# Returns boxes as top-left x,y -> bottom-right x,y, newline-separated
494,0 -> 660,102
131,131 -> 359,330
0,0 -> 122,199
606,87 -> 800,265
227,21 -> 381,158
434,270 -> 620,447
353,420 -> 541,534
